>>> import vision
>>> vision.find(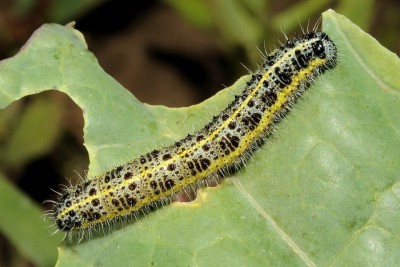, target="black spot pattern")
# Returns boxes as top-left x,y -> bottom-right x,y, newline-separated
52,32 -> 337,232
